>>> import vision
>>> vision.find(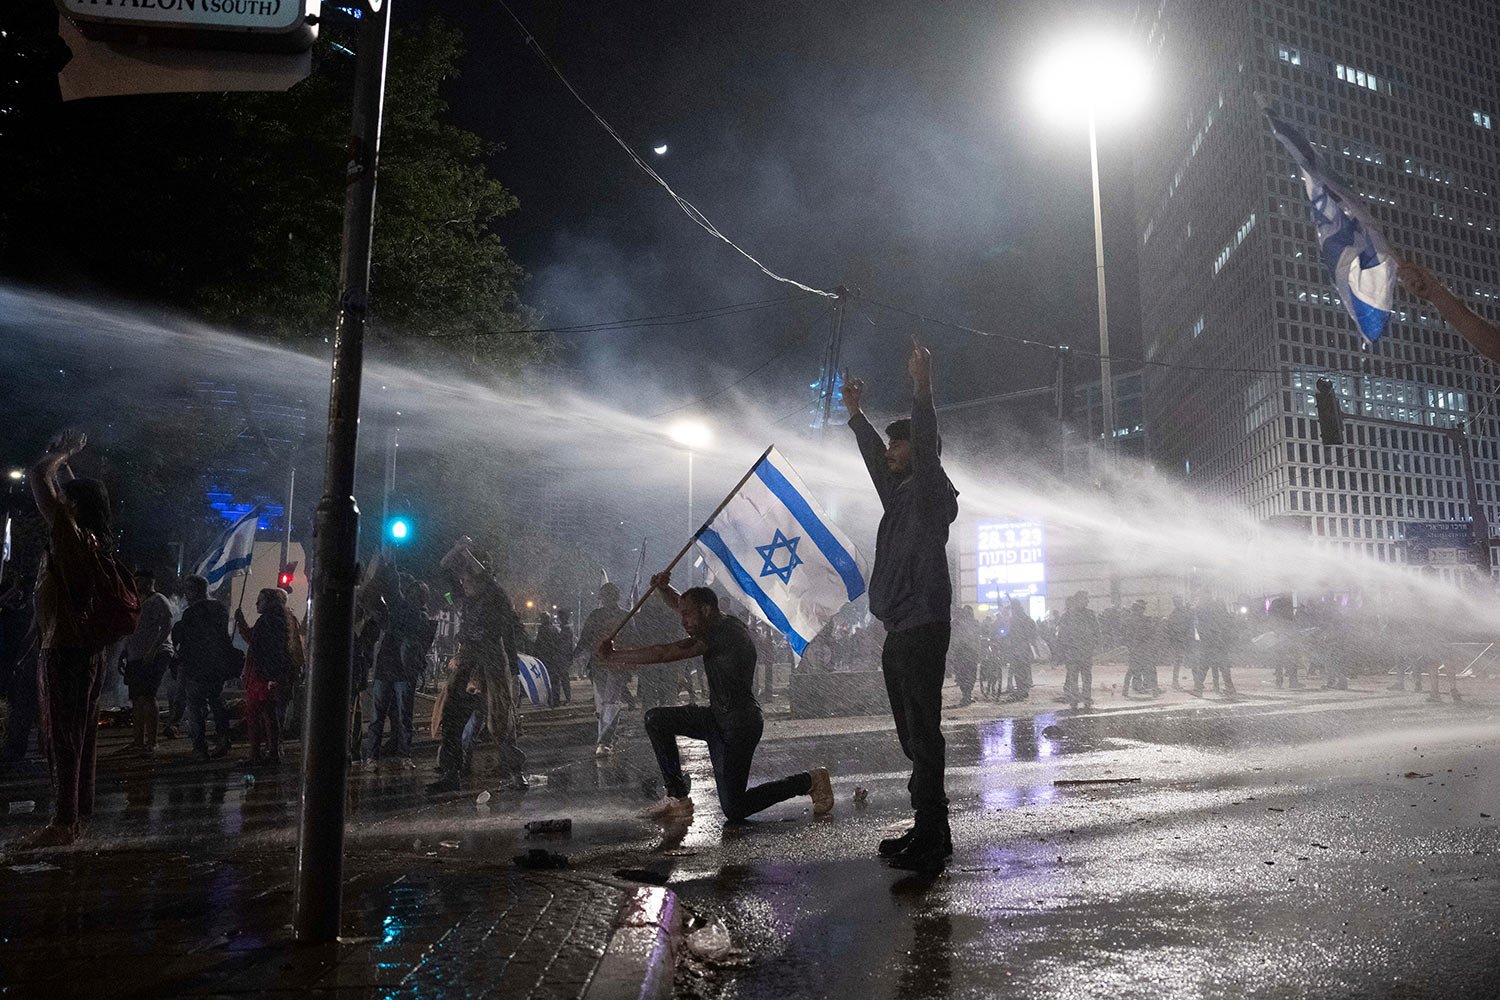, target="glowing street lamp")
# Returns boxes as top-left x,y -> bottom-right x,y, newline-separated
667,420 -> 713,582
6,469 -> 22,481
1032,33 -> 1149,466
